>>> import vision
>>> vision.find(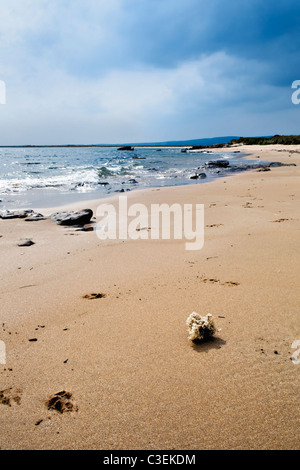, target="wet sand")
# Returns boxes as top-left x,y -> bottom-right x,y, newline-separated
0,145 -> 299,450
